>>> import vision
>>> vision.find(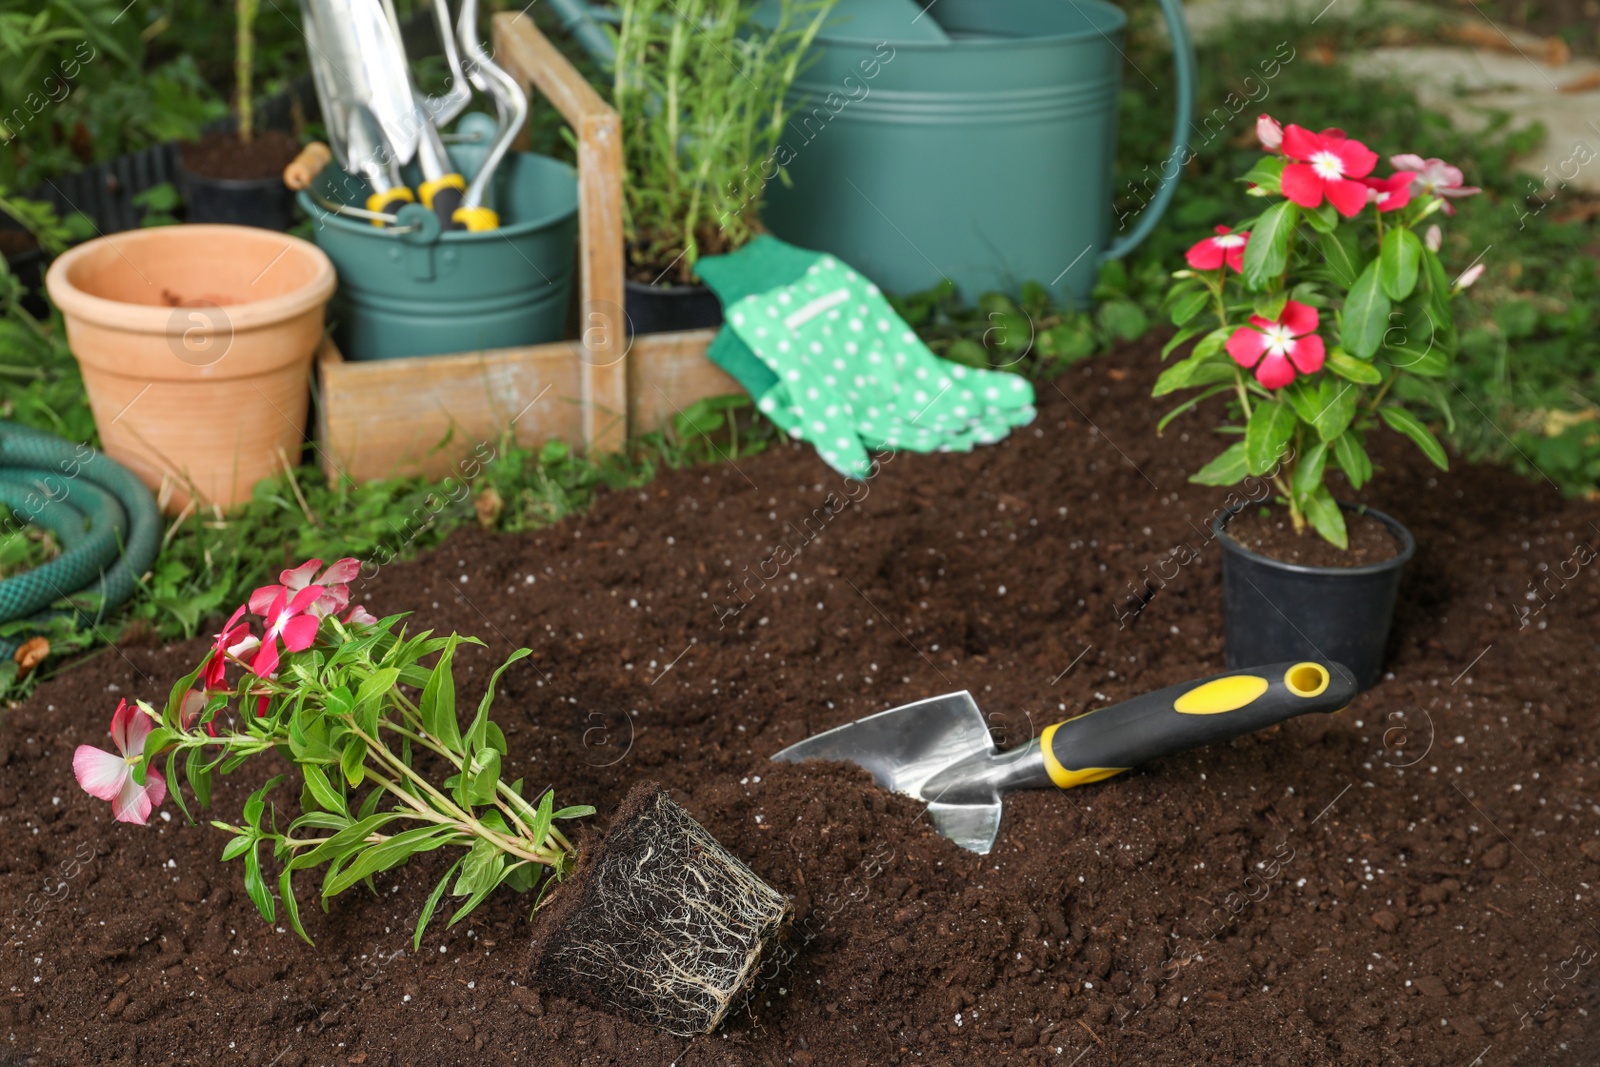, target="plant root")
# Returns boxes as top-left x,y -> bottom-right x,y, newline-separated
533,782 -> 792,1036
